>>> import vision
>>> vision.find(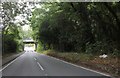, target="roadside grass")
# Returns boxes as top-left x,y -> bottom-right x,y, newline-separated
2,53 -> 15,59
39,50 -> 119,77
2,51 -> 23,59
